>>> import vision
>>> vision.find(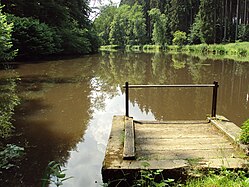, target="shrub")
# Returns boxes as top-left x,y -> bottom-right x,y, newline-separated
7,15 -> 61,58
238,24 -> 249,42
0,76 -> 20,138
240,119 -> 249,144
0,5 -> 16,61
0,144 -> 24,170
172,30 -> 187,46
